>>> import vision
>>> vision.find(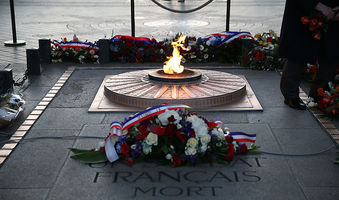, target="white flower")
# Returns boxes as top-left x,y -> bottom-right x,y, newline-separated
143,144 -> 152,155
190,55 -> 197,59
187,138 -> 198,148
211,128 -> 225,140
204,54 -> 209,59
187,115 -> 208,137
160,49 -> 164,54
146,132 -> 158,146
166,154 -> 172,160
200,134 -> 211,145
177,123 -> 182,130
170,145 -> 174,150
158,109 -> 182,126
199,145 -> 208,153
187,45 -> 192,51
206,40 -> 211,46
200,45 -> 204,51
131,144 -> 137,150
185,147 -> 197,156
